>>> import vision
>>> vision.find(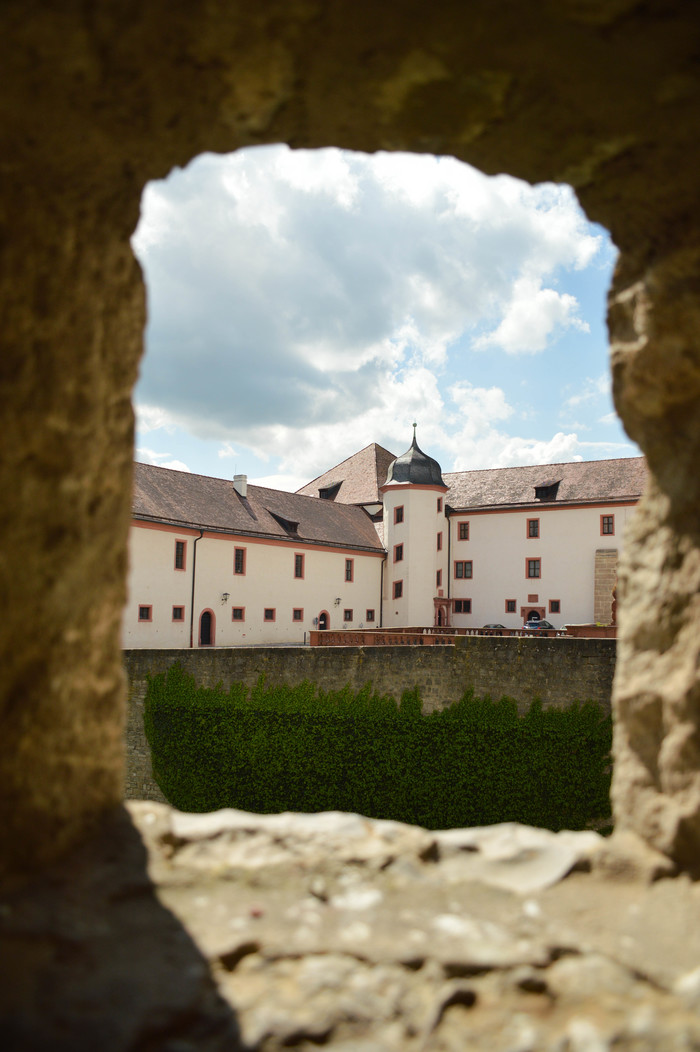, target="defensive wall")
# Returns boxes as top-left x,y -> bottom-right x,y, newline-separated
124,638 -> 616,800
